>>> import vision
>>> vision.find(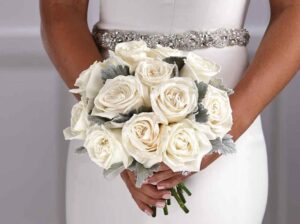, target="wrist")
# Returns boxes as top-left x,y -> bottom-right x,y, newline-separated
200,152 -> 221,170
228,94 -> 254,141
